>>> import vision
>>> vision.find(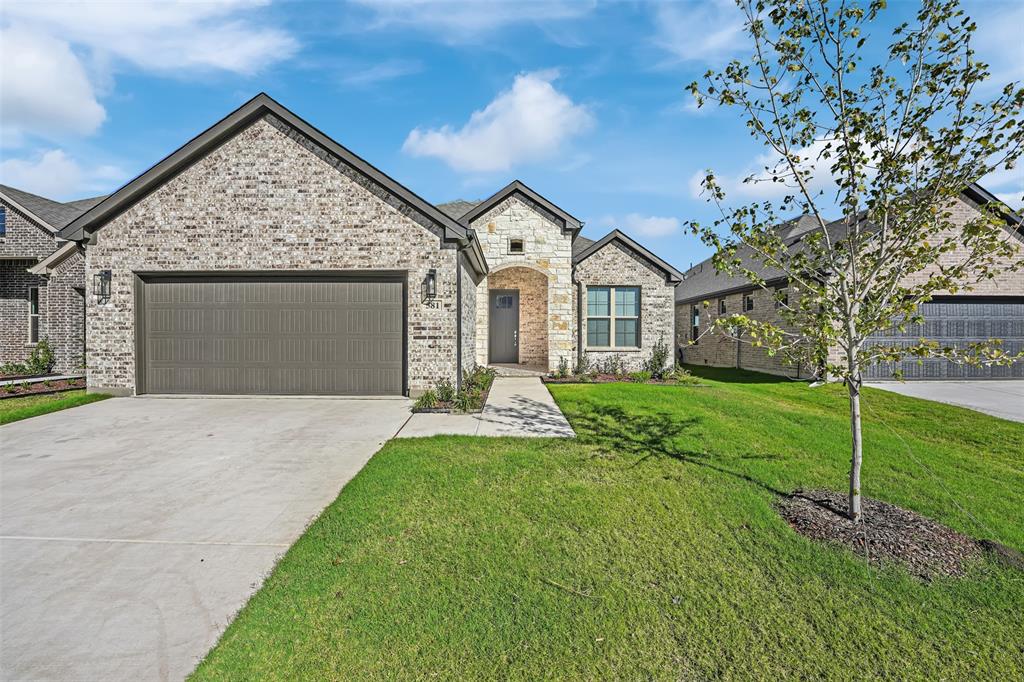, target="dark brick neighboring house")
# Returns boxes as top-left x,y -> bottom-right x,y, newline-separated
0,185 -> 104,374
675,189 -> 1024,380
